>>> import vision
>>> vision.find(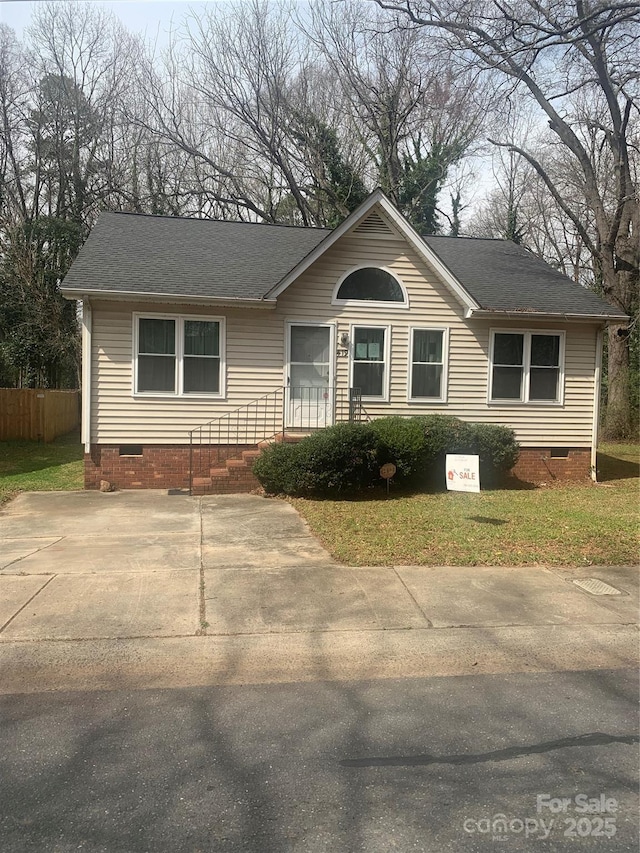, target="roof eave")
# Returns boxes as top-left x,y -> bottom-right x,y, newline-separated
264,190 -> 480,312
61,287 -> 277,309
465,308 -> 629,323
